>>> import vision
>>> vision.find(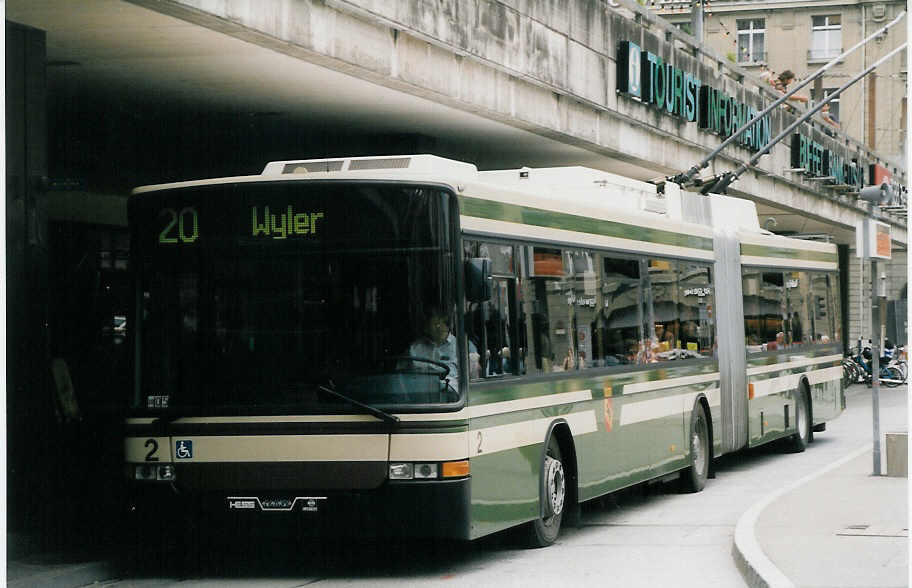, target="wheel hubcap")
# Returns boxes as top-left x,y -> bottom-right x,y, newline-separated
798,397 -> 807,439
544,455 -> 565,517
